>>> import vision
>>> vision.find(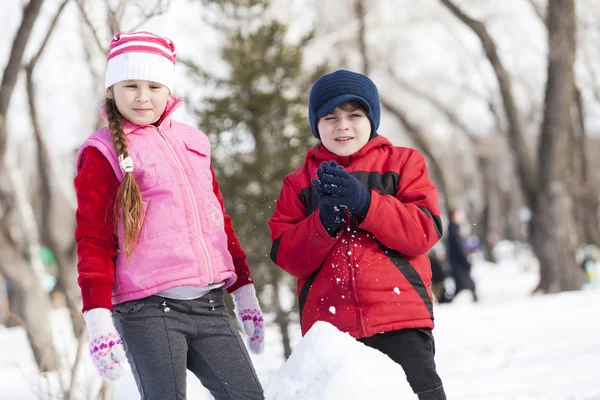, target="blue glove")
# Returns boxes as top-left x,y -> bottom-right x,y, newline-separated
317,161 -> 371,219
312,177 -> 344,236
